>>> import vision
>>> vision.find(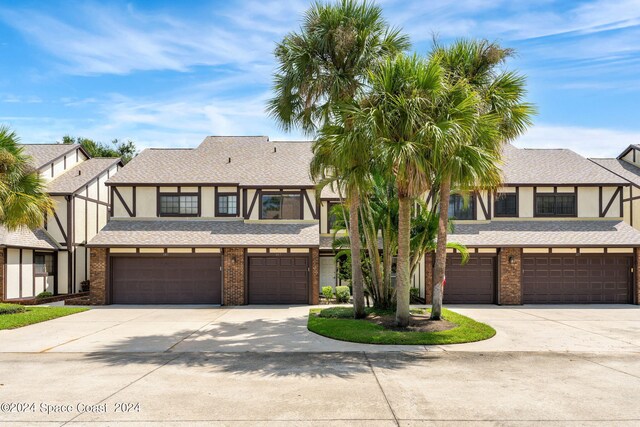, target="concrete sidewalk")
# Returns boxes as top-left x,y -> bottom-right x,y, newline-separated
0,304 -> 639,353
